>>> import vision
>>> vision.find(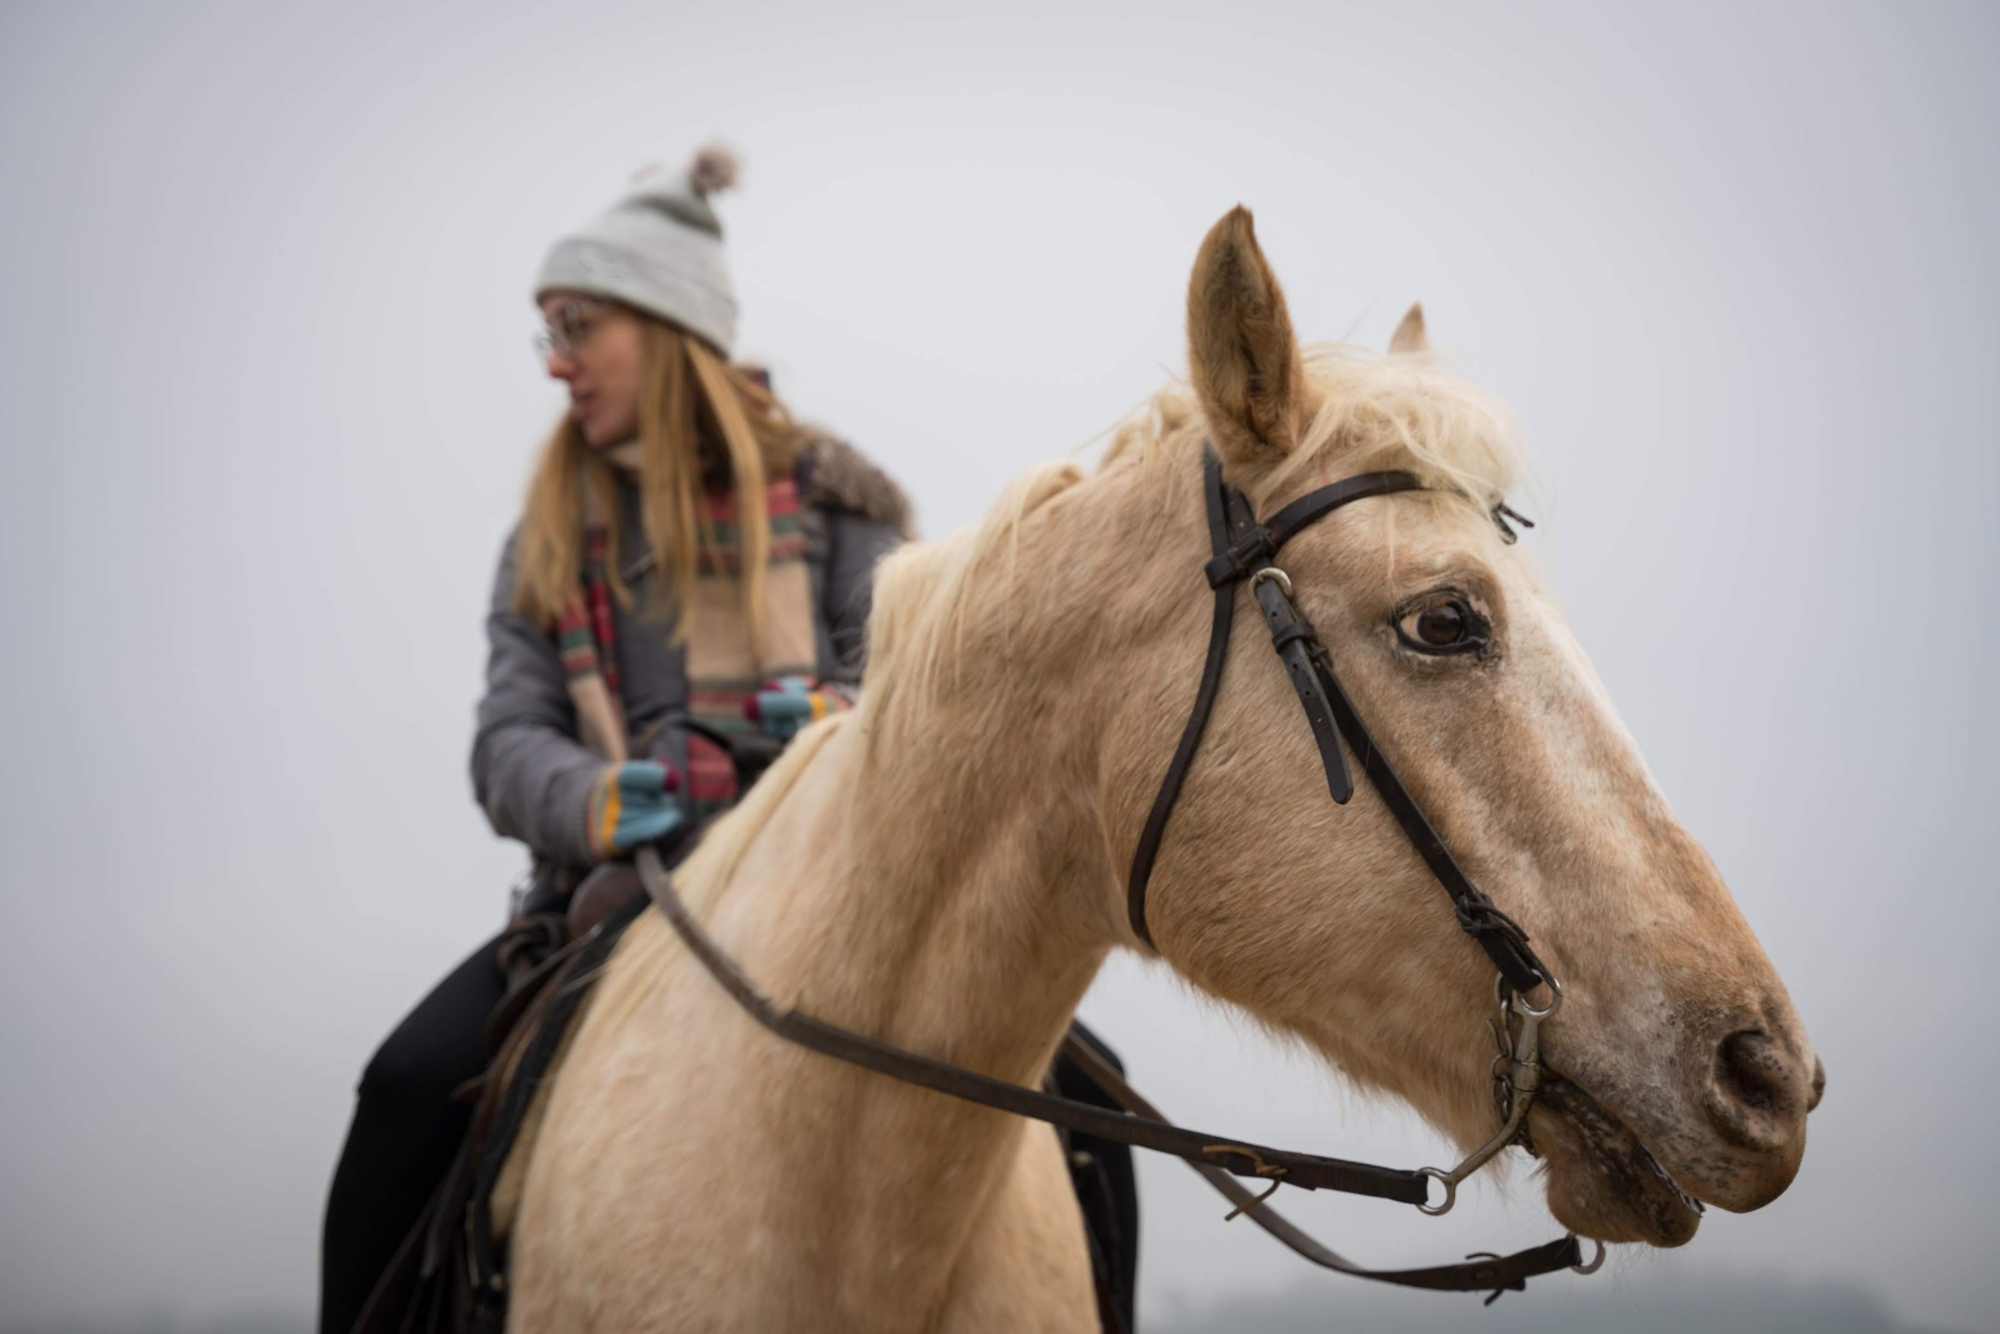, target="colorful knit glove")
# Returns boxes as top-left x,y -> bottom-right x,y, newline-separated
743,676 -> 847,742
586,760 -> 684,860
